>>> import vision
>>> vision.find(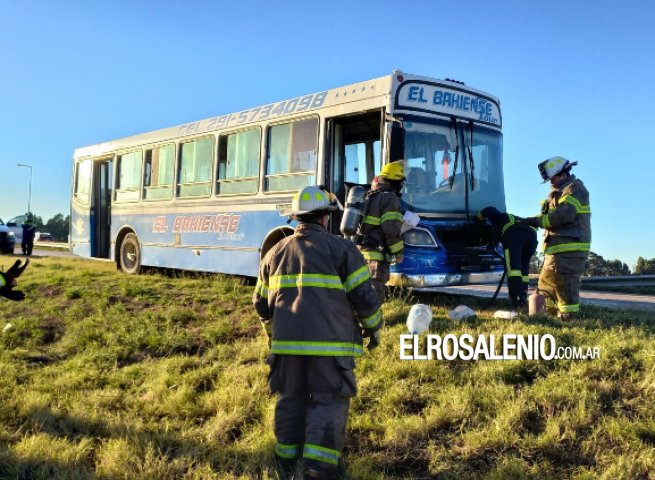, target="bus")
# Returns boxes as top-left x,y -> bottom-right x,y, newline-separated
70,70 -> 505,289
